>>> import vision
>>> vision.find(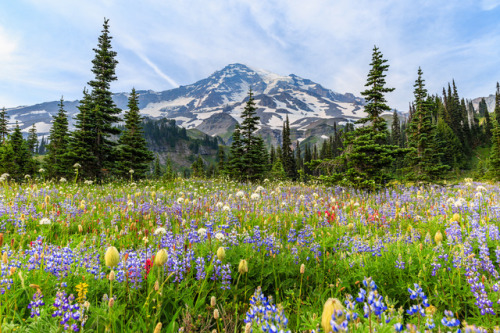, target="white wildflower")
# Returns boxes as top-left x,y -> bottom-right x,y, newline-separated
250,193 -> 260,200
216,202 -> 224,208
60,177 -> 67,183
215,232 -> 225,241
222,205 -> 230,211
236,191 -> 245,198
177,197 -> 184,204
197,228 -> 207,237
39,217 -> 51,225
154,227 -> 167,235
